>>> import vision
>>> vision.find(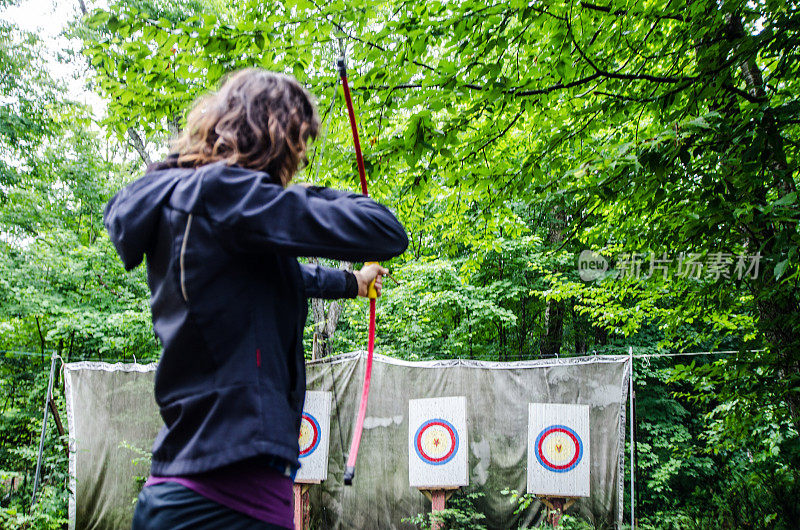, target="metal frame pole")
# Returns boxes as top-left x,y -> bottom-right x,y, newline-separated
31,352 -> 57,506
629,346 -> 635,529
